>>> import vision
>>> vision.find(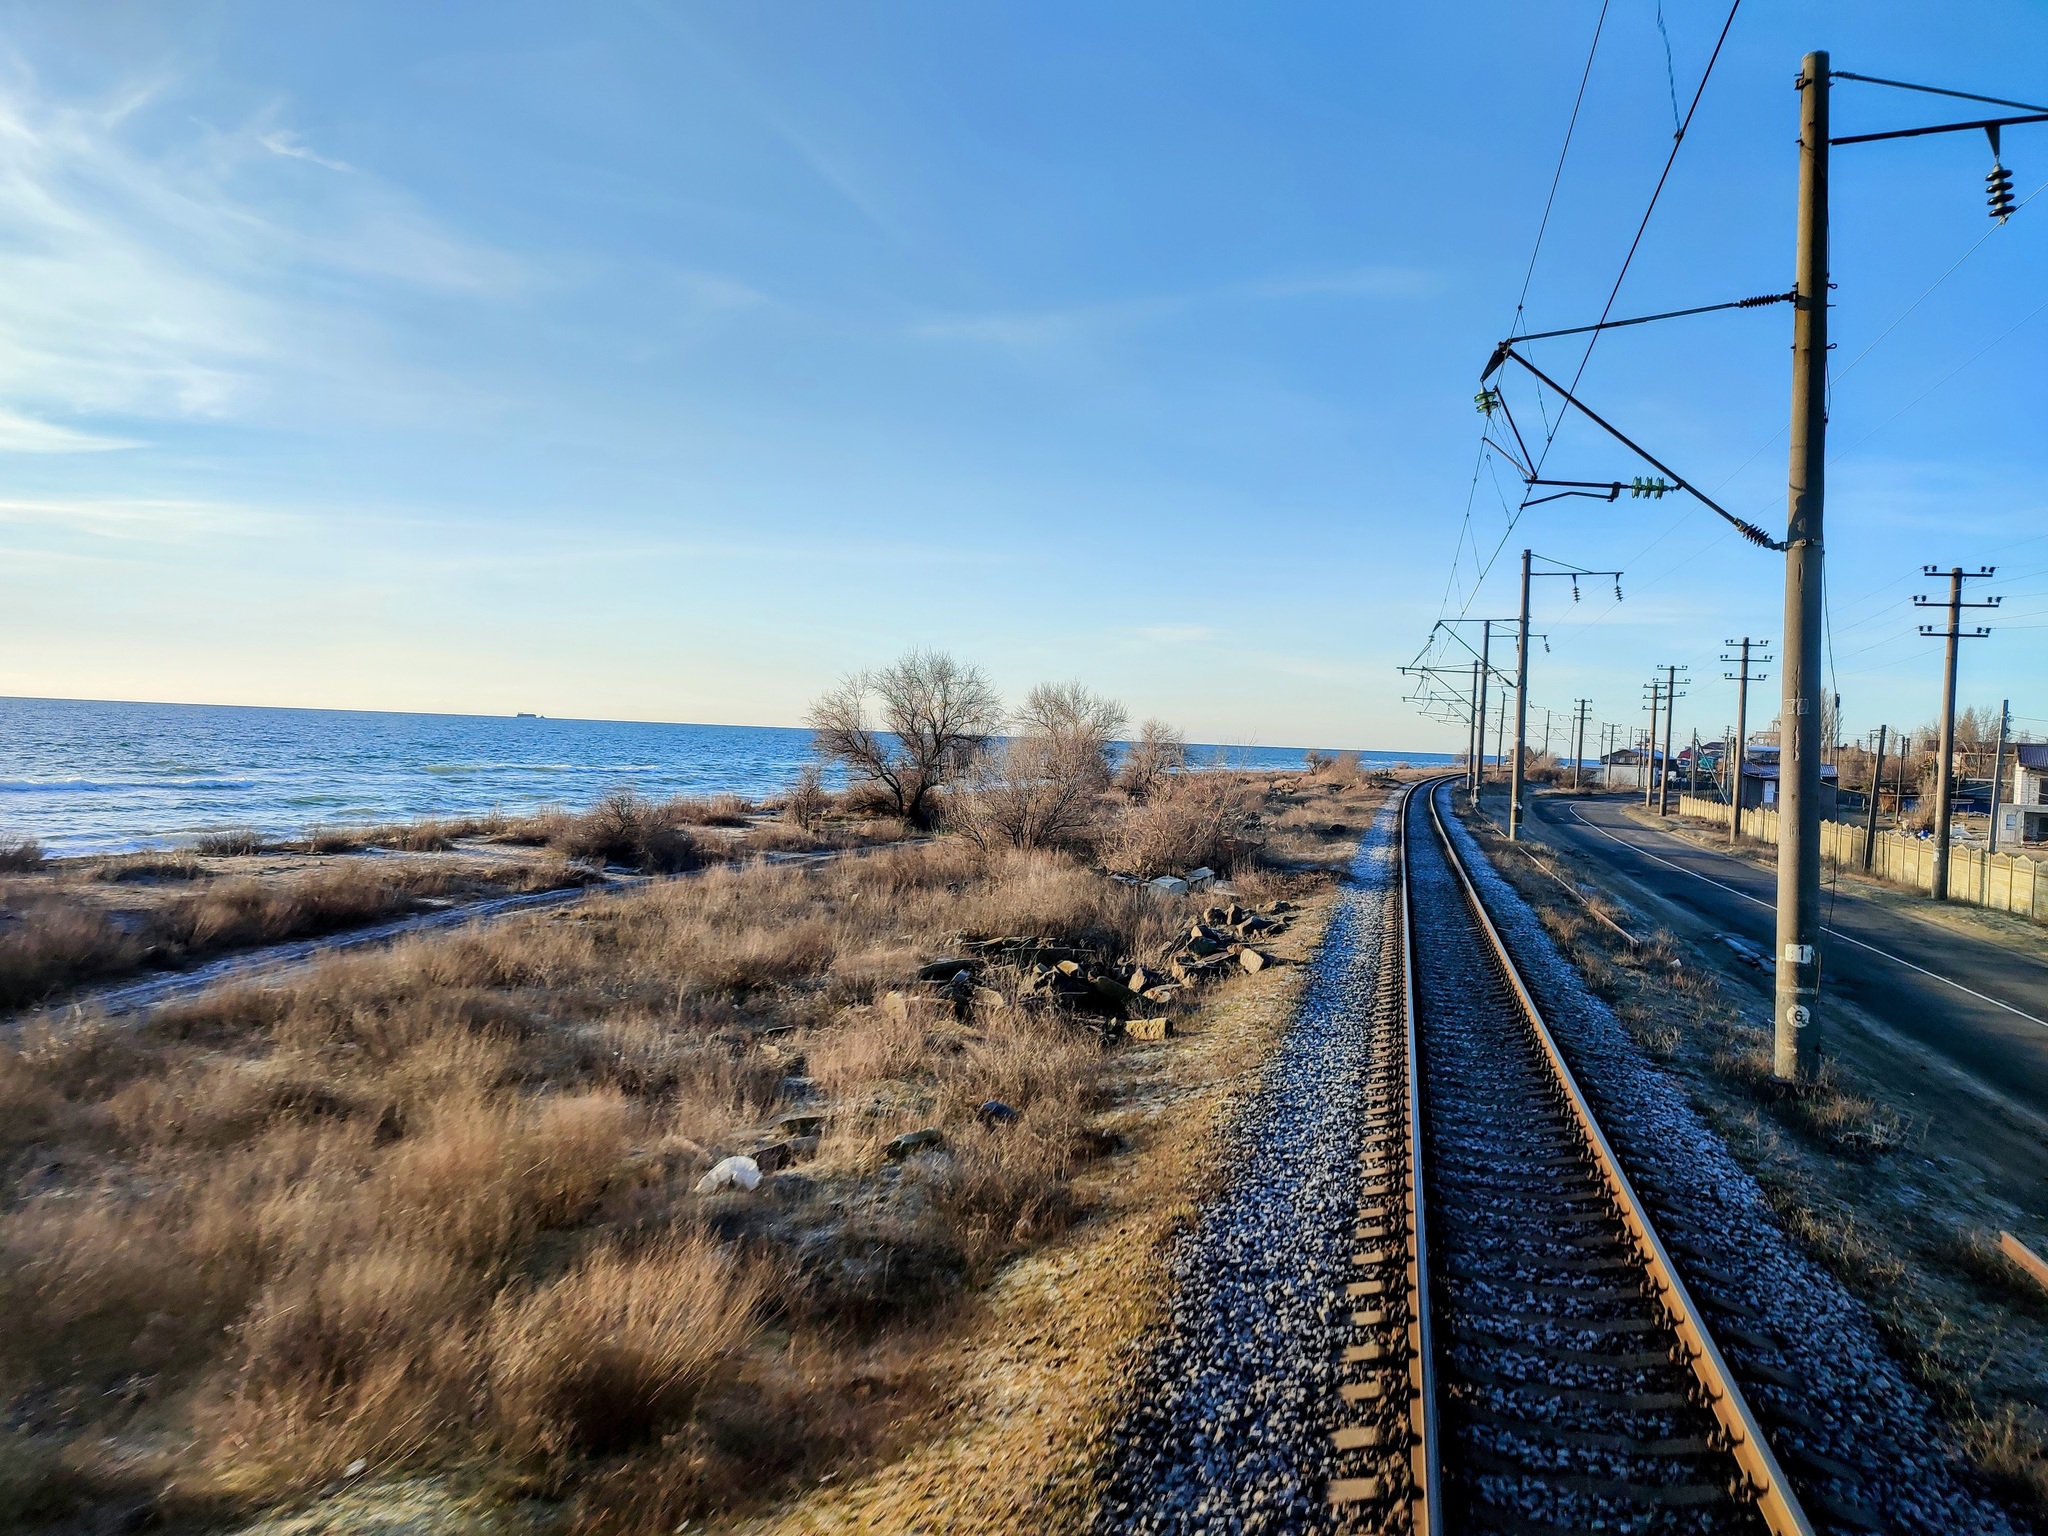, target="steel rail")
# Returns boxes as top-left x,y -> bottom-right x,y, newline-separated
1329,782 -> 1439,1526
1421,777 -> 1814,1536
1400,785 -> 1442,1535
